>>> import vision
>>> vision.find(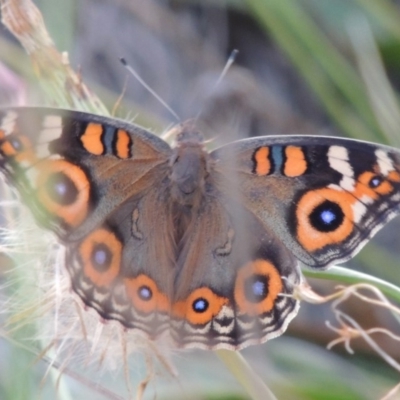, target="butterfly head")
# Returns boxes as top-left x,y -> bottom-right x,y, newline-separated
174,120 -> 204,145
